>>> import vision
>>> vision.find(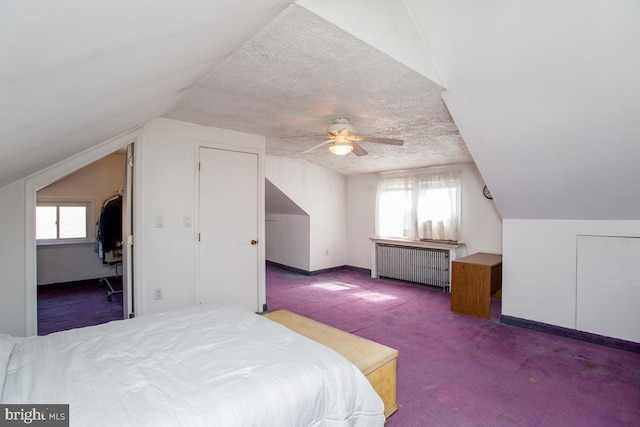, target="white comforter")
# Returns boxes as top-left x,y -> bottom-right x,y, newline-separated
0,304 -> 384,426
